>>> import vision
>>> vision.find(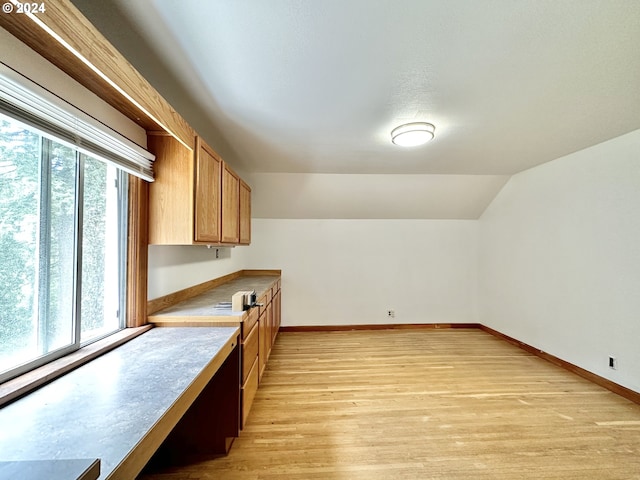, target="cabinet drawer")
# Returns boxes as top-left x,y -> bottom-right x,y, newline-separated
241,357 -> 259,429
258,289 -> 272,315
242,321 -> 259,384
242,307 -> 259,340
